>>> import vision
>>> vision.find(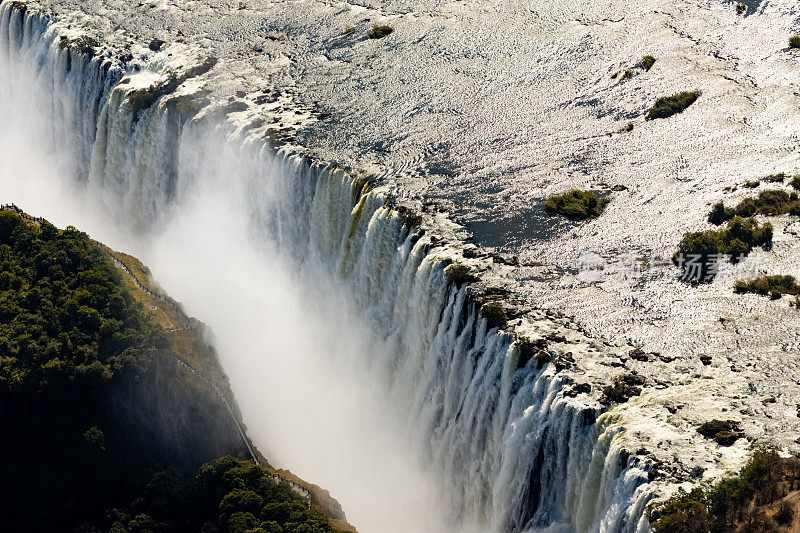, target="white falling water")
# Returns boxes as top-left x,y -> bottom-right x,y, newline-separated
0,3 -> 654,532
